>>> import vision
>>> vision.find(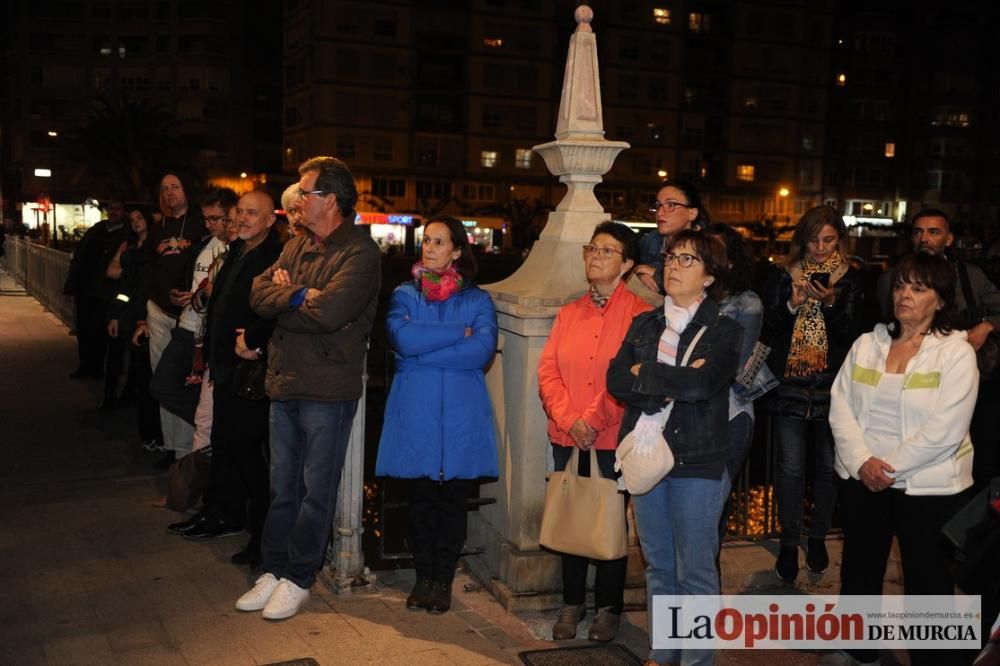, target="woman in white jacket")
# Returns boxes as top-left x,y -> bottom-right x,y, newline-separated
829,252 -> 977,666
